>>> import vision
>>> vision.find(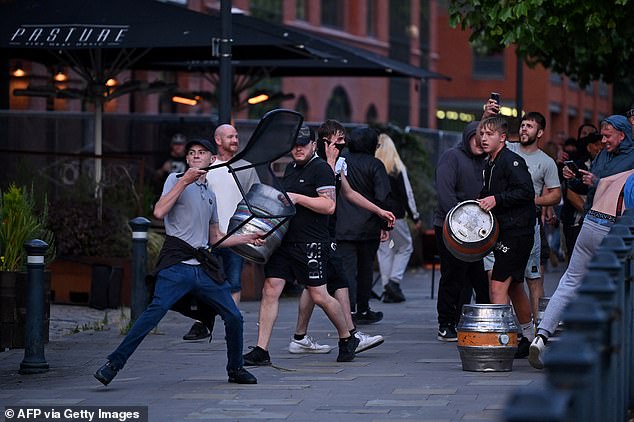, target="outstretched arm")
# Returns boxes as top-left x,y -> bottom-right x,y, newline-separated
340,174 -> 395,226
